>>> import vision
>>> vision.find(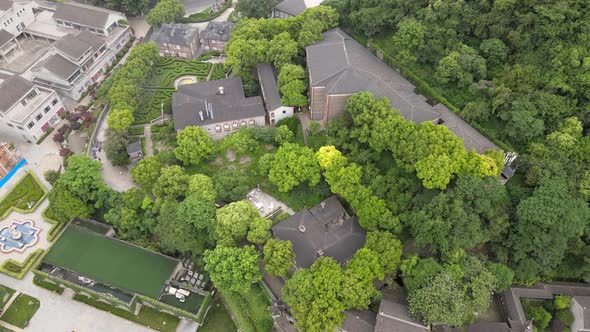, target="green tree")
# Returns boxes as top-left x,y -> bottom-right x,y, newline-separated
269,143 -> 321,192
554,295 -> 572,310
187,174 -> 216,202
174,126 -> 216,165
280,79 -> 308,107
226,38 -> 266,78
57,154 -> 103,203
341,248 -> 383,309
212,169 -> 253,202
107,109 -> 135,132
108,0 -> 149,15
155,200 -> 211,256
204,245 -> 262,293
263,239 -> 295,277
214,200 -> 260,246
390,18 -> 426,66
104,129 -> 129,166
266,32 -> 299,70
131,156 -> 162,191
146,0 -> 185,27
247,217 -> 272,244
47,185 -> 93,221
365,231 -> 403,274
221,128 -> 258,155
278,64 -> 306,89
235,0 -> 277,18
274,125 -> 293,144
436,45 -> 487,87
282,257 -> 346,332
152,165 -> 189,199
